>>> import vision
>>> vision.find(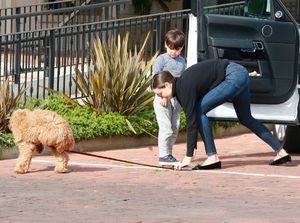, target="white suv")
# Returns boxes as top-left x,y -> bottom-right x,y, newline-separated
187,0 -> 300,152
